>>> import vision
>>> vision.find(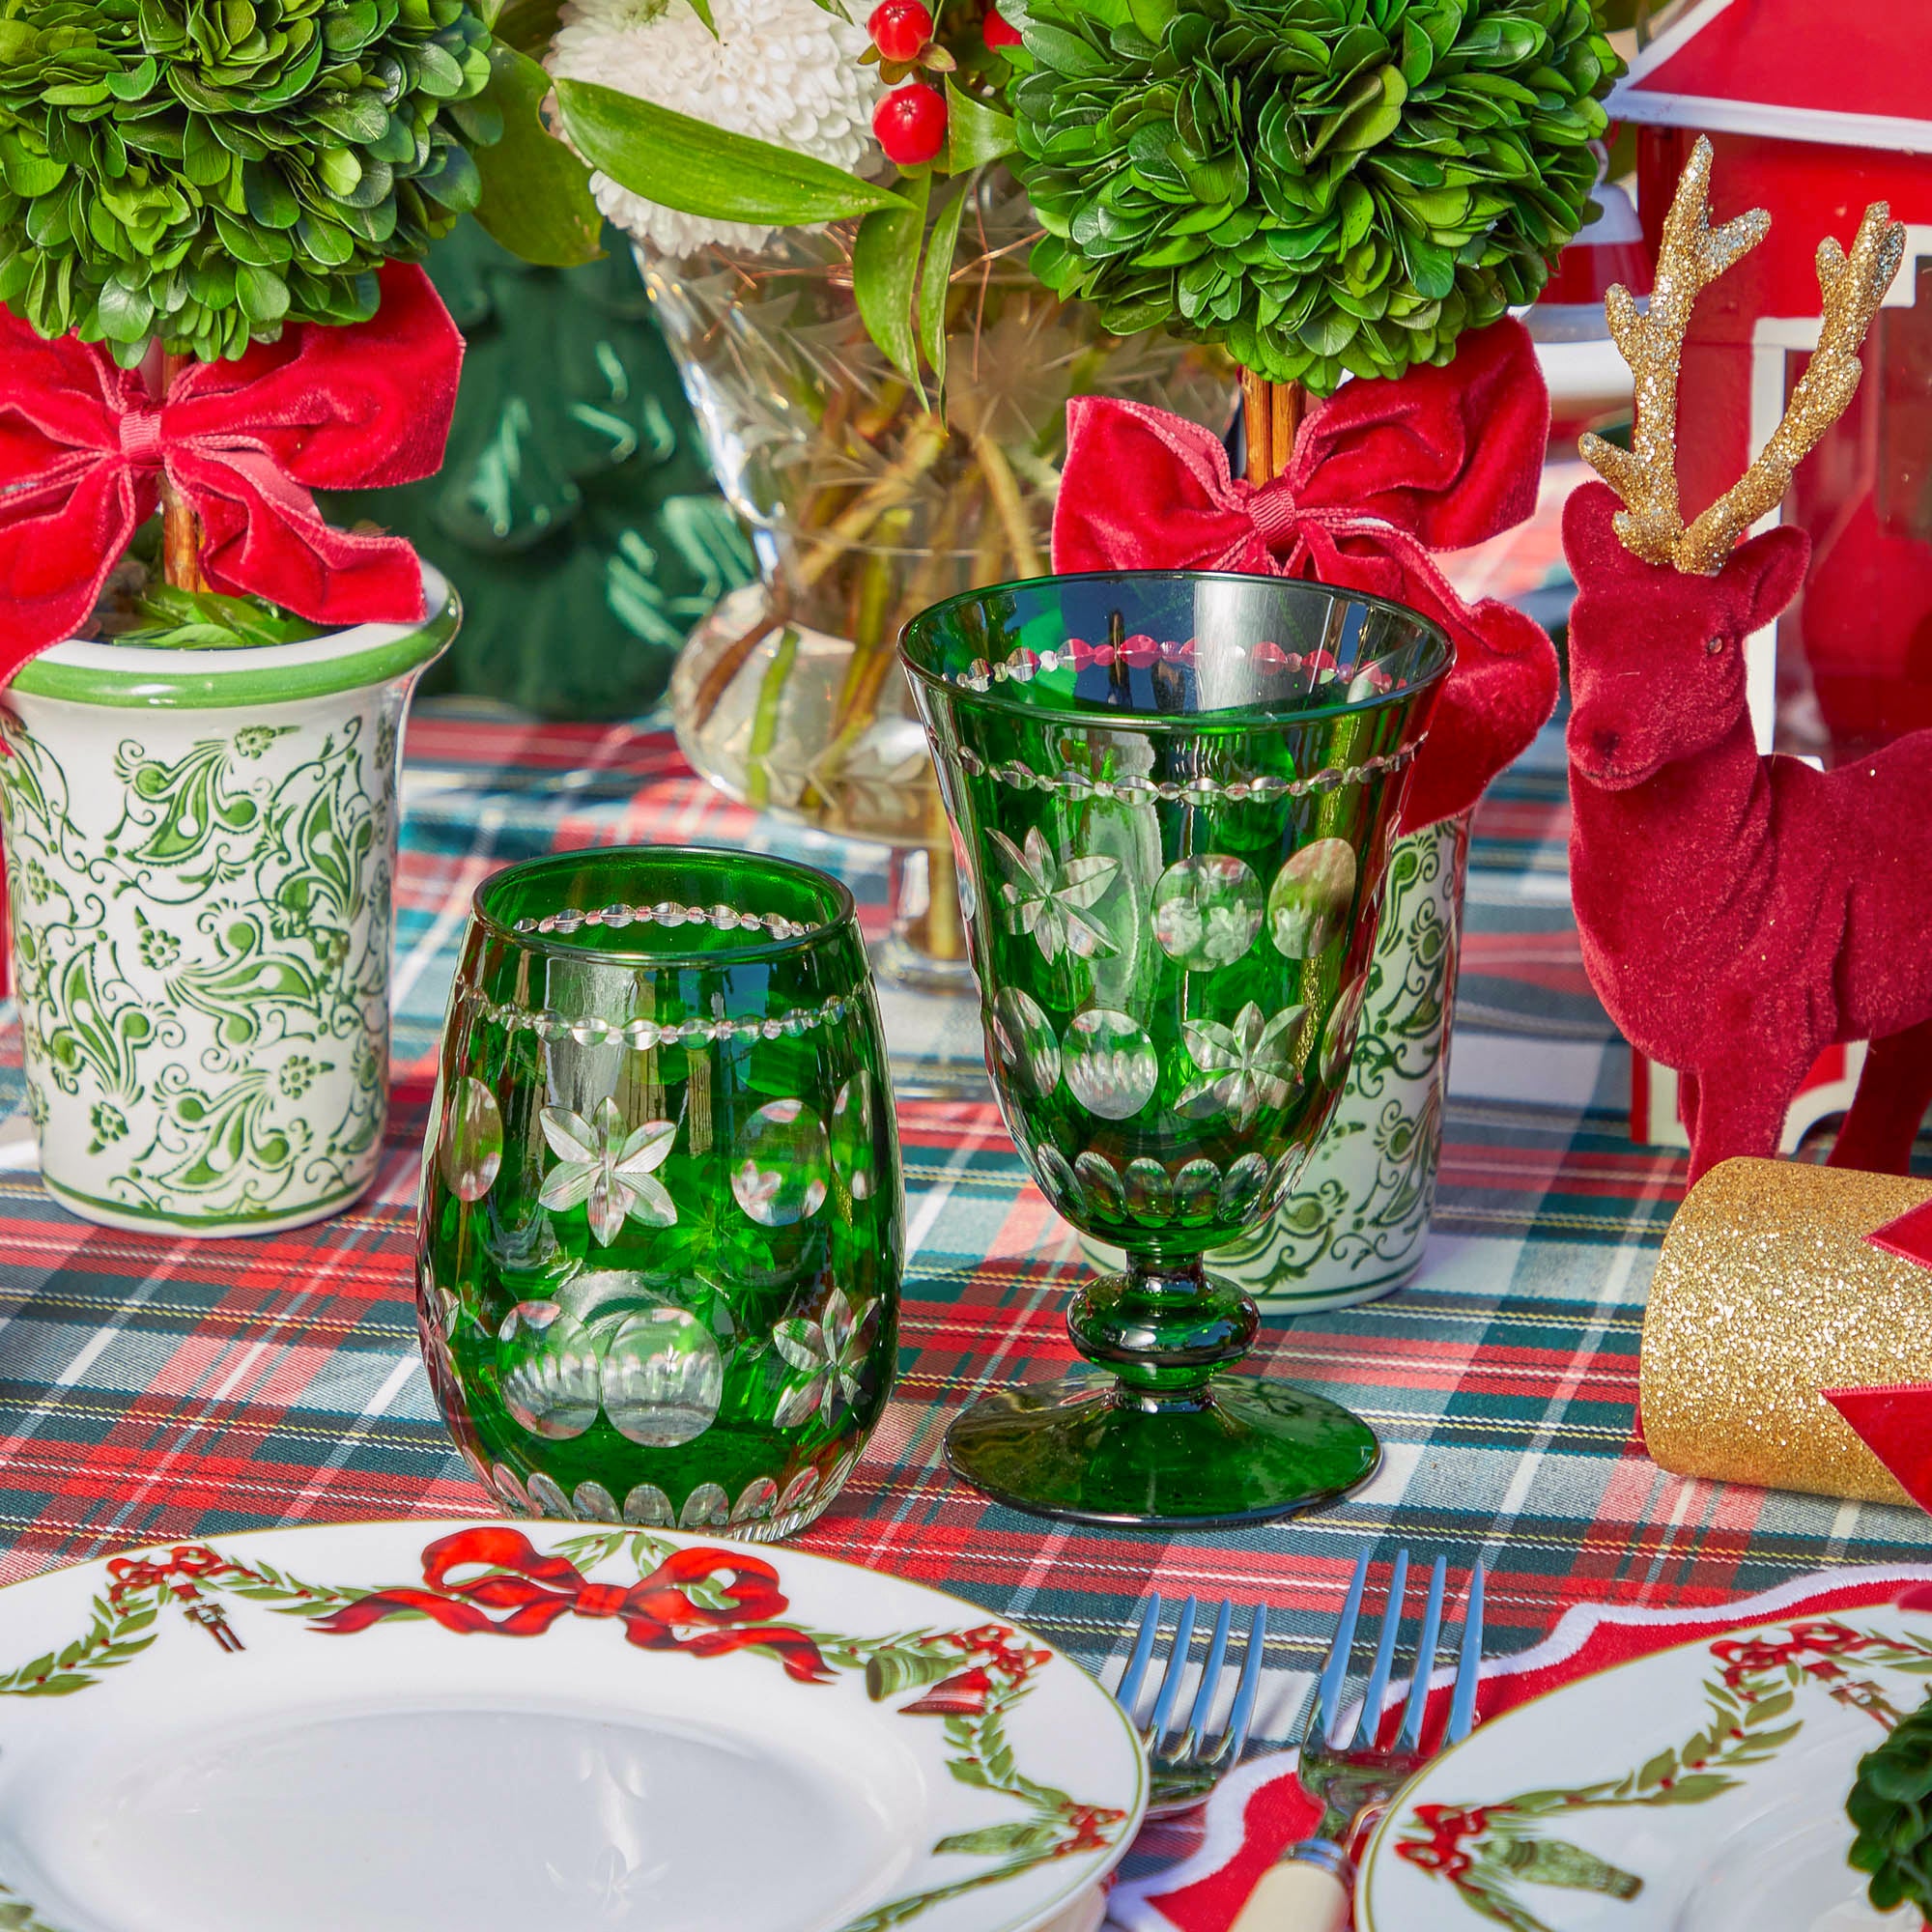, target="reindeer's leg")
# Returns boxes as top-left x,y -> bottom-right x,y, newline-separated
1829,1016 -> 1932,1176
1683,1060 -> 1805,1184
